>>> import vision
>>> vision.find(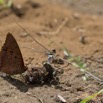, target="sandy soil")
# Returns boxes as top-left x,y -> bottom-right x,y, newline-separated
0,0 -> 103,103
